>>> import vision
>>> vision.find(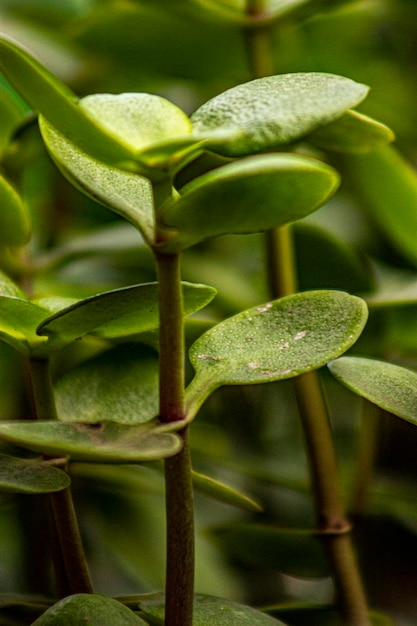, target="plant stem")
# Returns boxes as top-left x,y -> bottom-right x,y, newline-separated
245,0 -> 274,79
28,357 -> 93,597
155,248 -> 194,626
350,401 -> 380,516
